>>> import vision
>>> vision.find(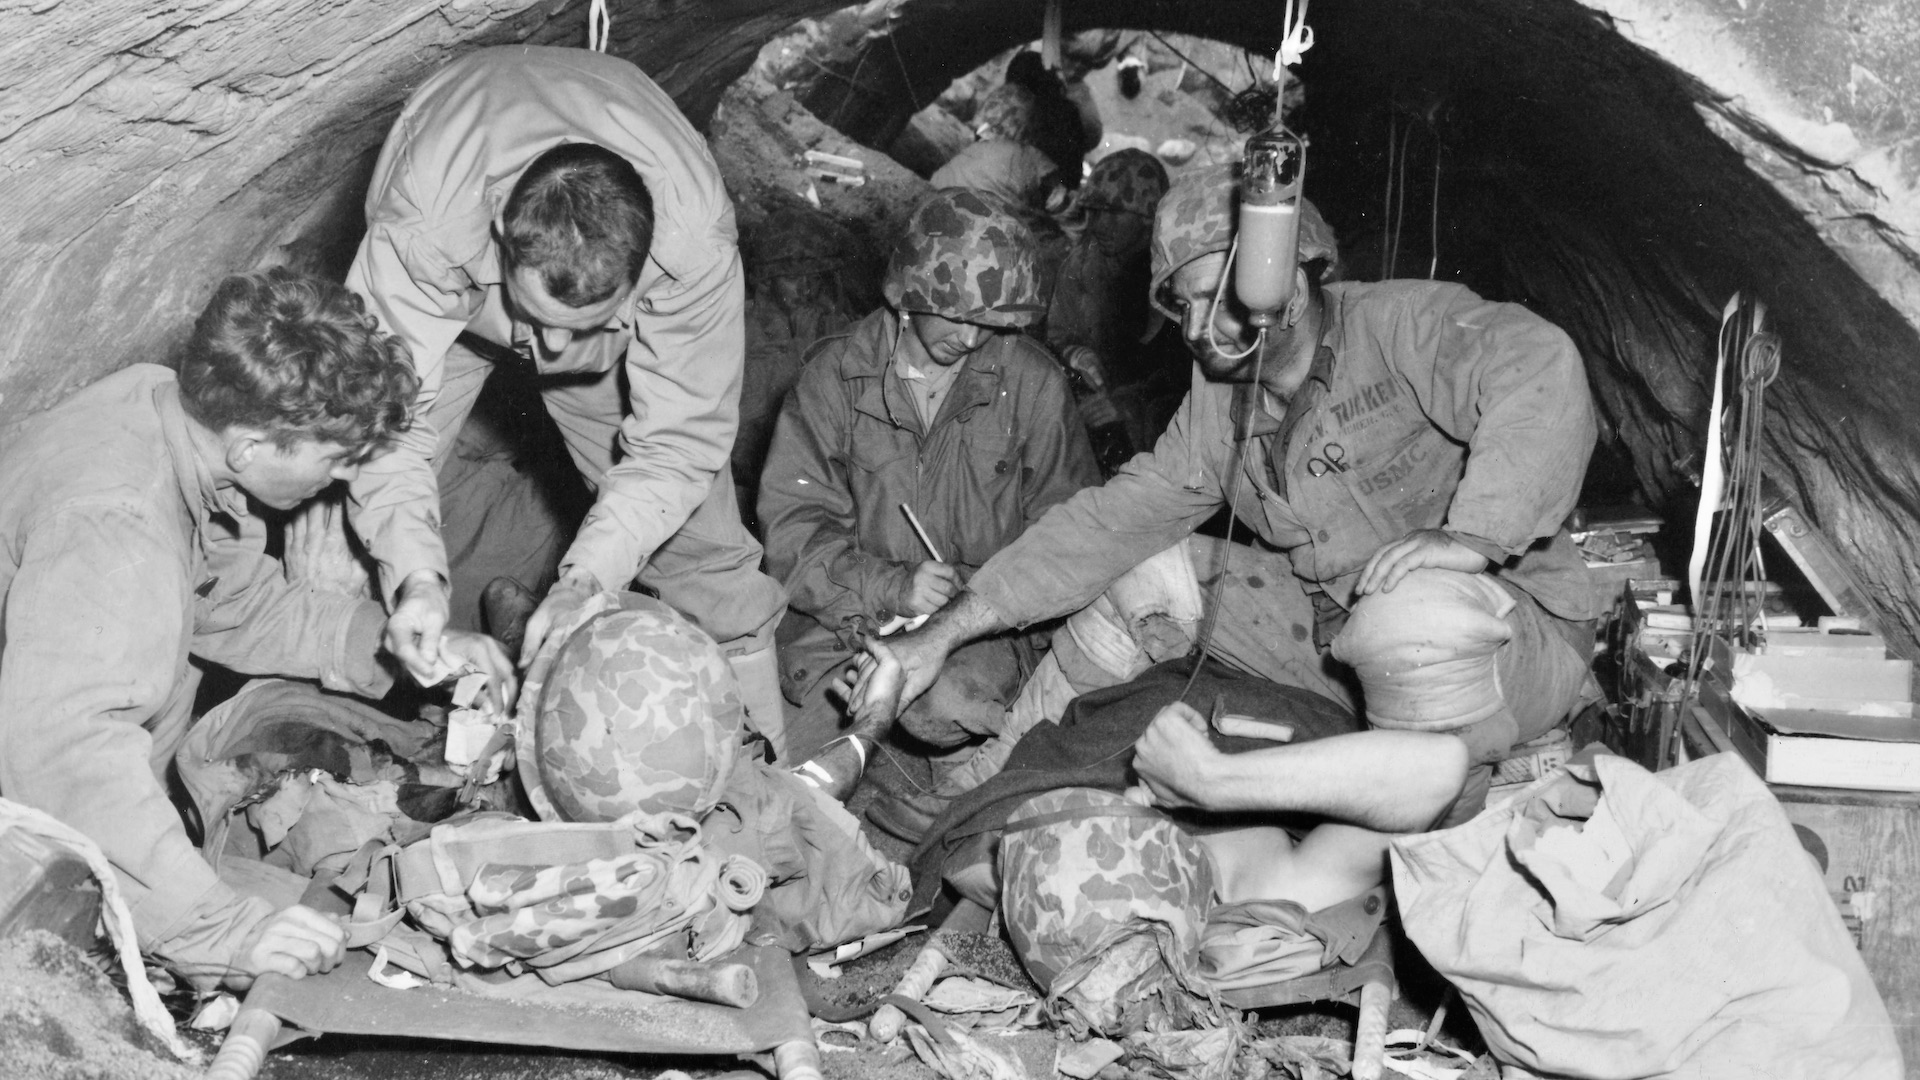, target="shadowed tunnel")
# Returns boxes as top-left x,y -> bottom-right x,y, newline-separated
3,0 -> 1919,647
